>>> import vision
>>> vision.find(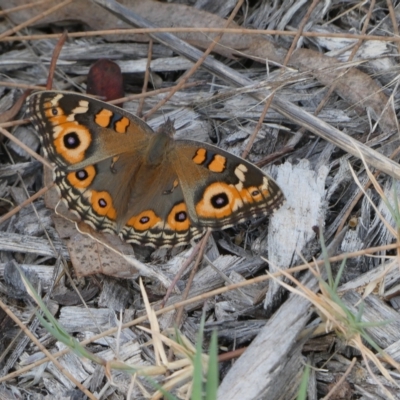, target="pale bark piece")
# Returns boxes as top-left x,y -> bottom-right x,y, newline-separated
96,341 -> 142,363
218,271 -> 317,400
55,42 -> 172,60
341,290 -> 400,350
338,259 -> 400,297
46,342 -> 90,389
0,161 -> 40,180
43,376 -> 73,395
58,306 -> 118,333
0,263 -> 58,291
7,127 -> 40,159
162,254 -> 269,311
265,161 -> 328,309
195,0 -> 238,17
203,320 -> 265,346
51,285 -> 99,306
98,279 -> 132,311
0,231 -> 69,258
77,326 -> 136,348
4,261 -> 40,300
